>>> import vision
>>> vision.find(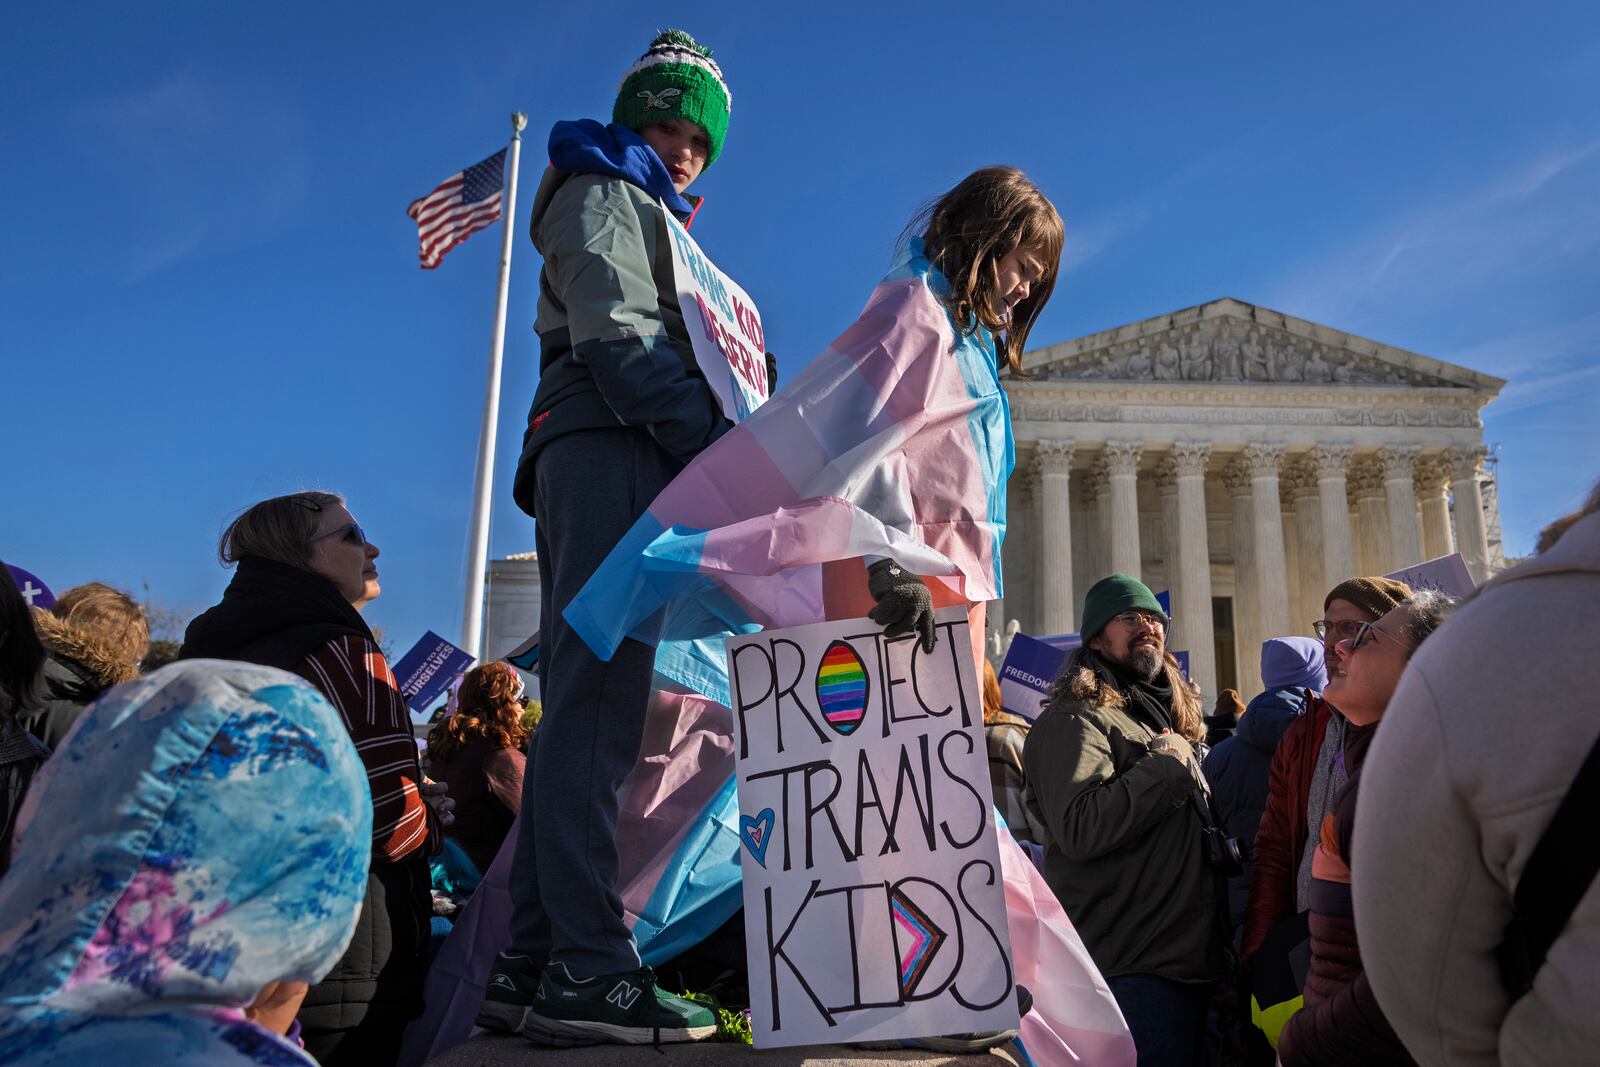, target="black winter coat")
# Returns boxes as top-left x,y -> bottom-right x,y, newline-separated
1201,685 -> 1309,935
